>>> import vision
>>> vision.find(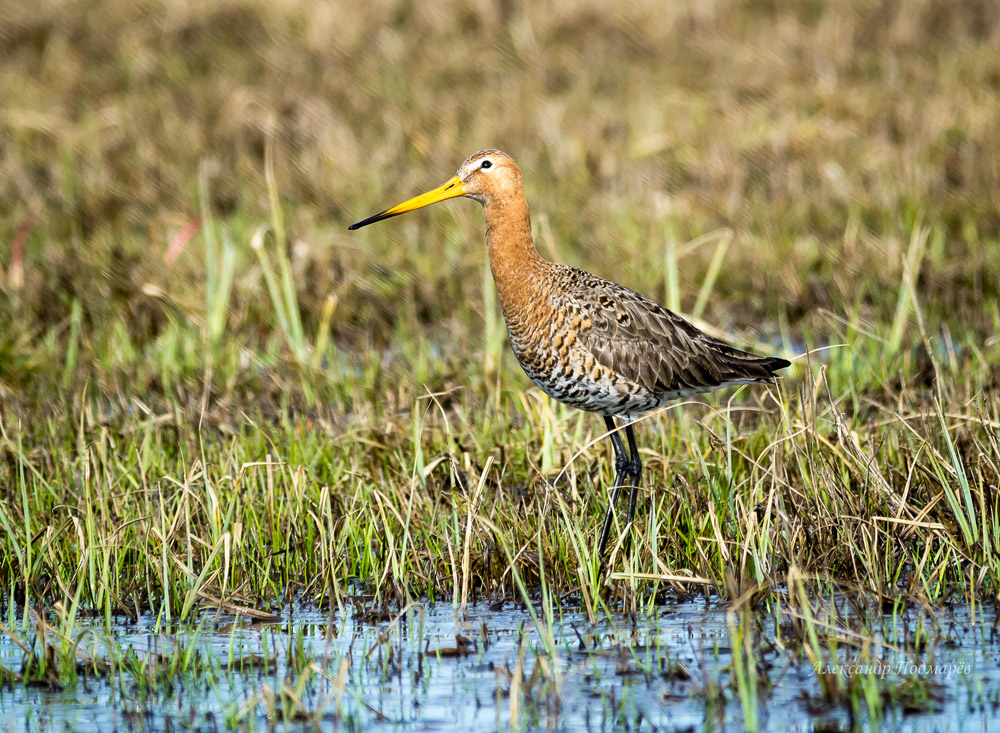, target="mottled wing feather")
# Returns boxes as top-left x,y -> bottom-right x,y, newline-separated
560,267 -> 788,397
